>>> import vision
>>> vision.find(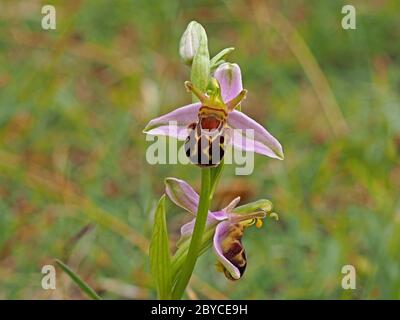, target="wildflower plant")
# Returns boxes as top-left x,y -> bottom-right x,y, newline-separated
145,21 -> 284,300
